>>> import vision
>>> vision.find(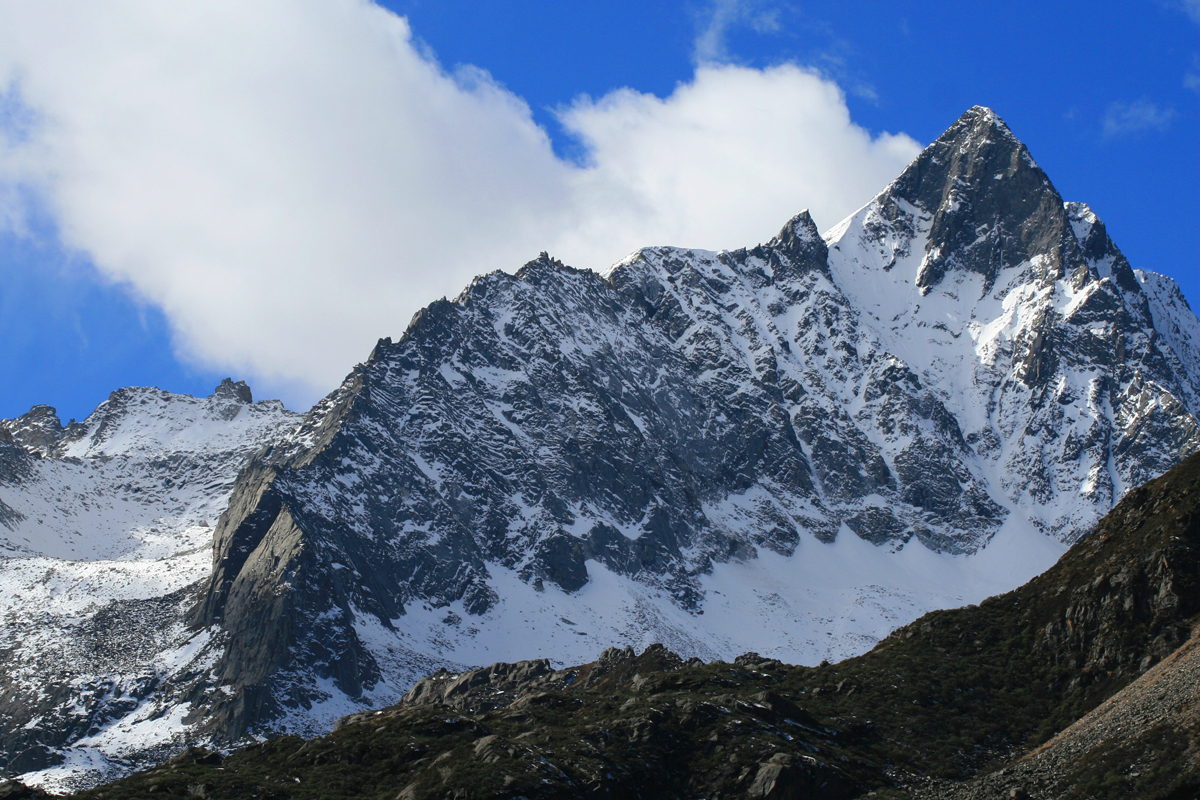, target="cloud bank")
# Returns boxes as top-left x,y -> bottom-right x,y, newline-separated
0,0 -> 920,402
692,0 -> 785,64
1101,99 -> 1177,138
